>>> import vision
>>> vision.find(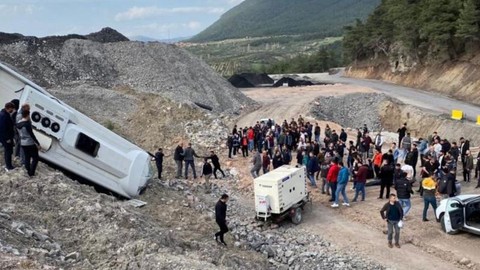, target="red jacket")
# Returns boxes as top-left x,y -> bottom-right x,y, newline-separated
247,129 -> 254,140
356,165 -> 369,183
326,164 -> 340,183
241,137 -> 248,146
